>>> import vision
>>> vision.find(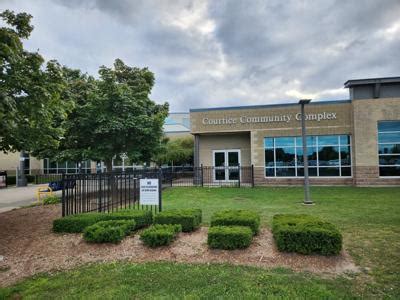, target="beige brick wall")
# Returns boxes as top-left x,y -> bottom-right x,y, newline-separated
198,133 -> 251,166
191,102 -> 352,134
352,97 -> 400,185
0,152 -> 42,174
